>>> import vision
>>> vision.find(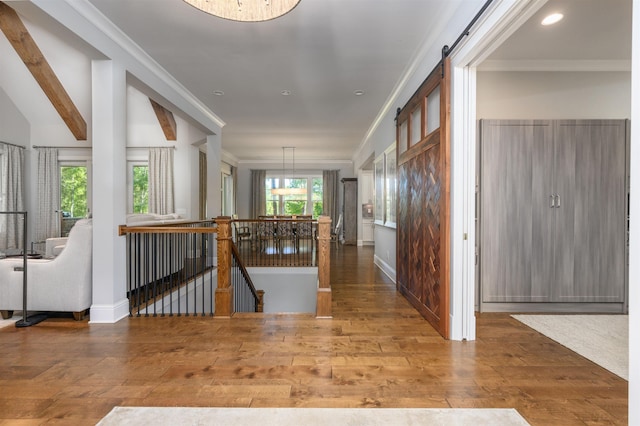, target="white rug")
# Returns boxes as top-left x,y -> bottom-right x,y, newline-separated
98,407 -> 530,426
0,316 -> 21,329
512,314 -> 628,380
